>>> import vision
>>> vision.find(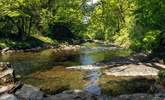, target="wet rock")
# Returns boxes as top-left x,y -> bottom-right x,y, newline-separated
84,84 -> 101,96
15,84 -> 45,100
45,90 -> 97,100
0,94 -> 17,100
